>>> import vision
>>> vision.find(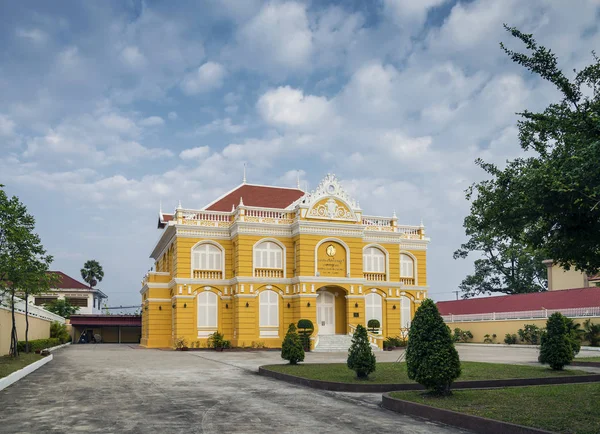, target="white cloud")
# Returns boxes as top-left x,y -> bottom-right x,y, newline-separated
384,0 -> 449,31
15,28 -> 47,44
120,45 -> 147,69
0,114 -> 16,136
188,118 -> 247,136
139,116 -> 165,127
179,146 -> 210,160
167,111 -> 178,120
257,86 -> 334,128
181,61 -> 226,95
